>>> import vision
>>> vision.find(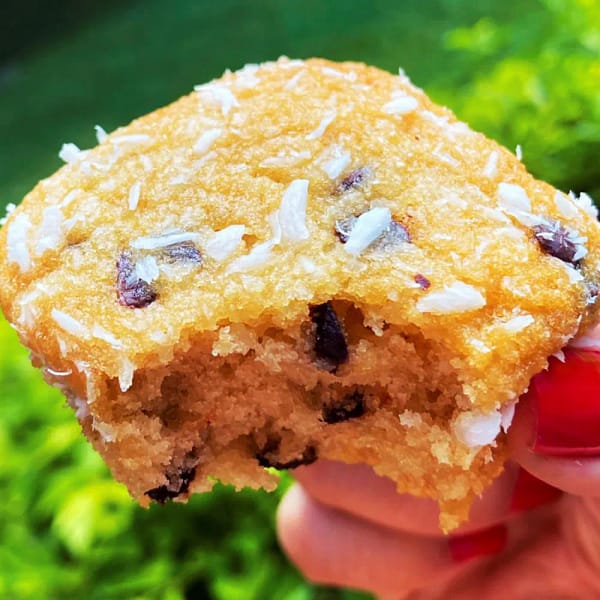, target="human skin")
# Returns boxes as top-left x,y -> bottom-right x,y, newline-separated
276,336 -> 600,598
